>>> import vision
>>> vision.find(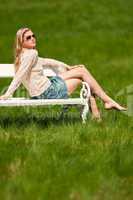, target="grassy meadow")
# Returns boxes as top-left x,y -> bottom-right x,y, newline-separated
0,0 -> 133,199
